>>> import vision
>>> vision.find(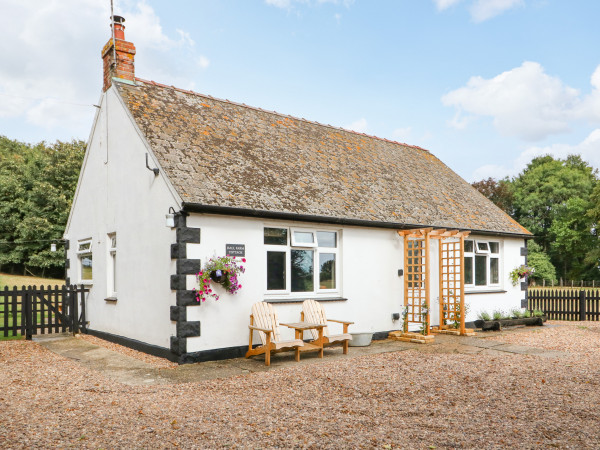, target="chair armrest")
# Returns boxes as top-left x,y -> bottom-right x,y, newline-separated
327,319 -> 354,325
249,325 -> 273,333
